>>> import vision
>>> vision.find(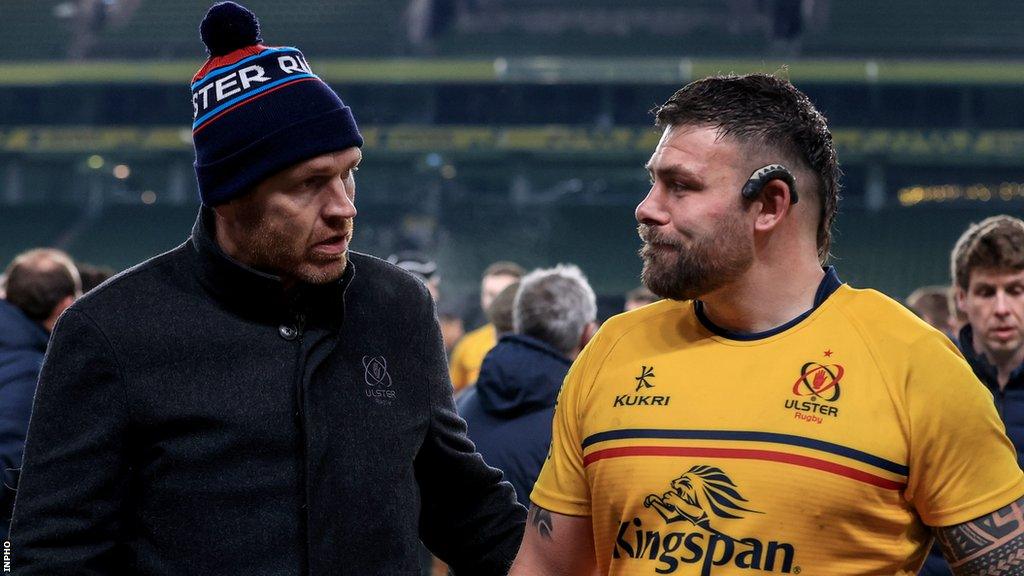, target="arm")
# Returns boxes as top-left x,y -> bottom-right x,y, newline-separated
413,290 -> 527,574
509,505 -> 597,576
9,310 -> 130,575
935,495 -> 1024,576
